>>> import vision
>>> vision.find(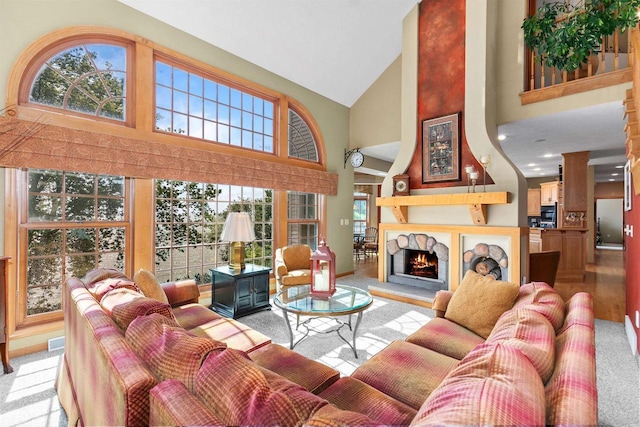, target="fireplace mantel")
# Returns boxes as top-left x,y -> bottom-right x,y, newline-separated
376,191 -> 509,224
